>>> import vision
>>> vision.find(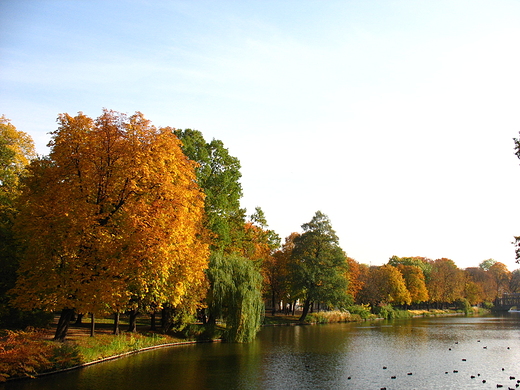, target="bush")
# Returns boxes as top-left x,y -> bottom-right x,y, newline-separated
482,301 -> 494,310
346,305 -> 372,319
373,304 -> 412,320
374,304 -> 395,319
0,328 -> 81,382
307,310 -> 352,324
454,298 -> 472,314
